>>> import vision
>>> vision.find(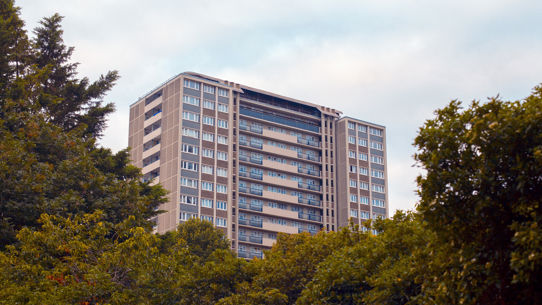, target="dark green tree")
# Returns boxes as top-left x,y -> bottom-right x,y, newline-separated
32,13 -> 118,138
0,2 -> 166,247
414,86 -> 542,304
